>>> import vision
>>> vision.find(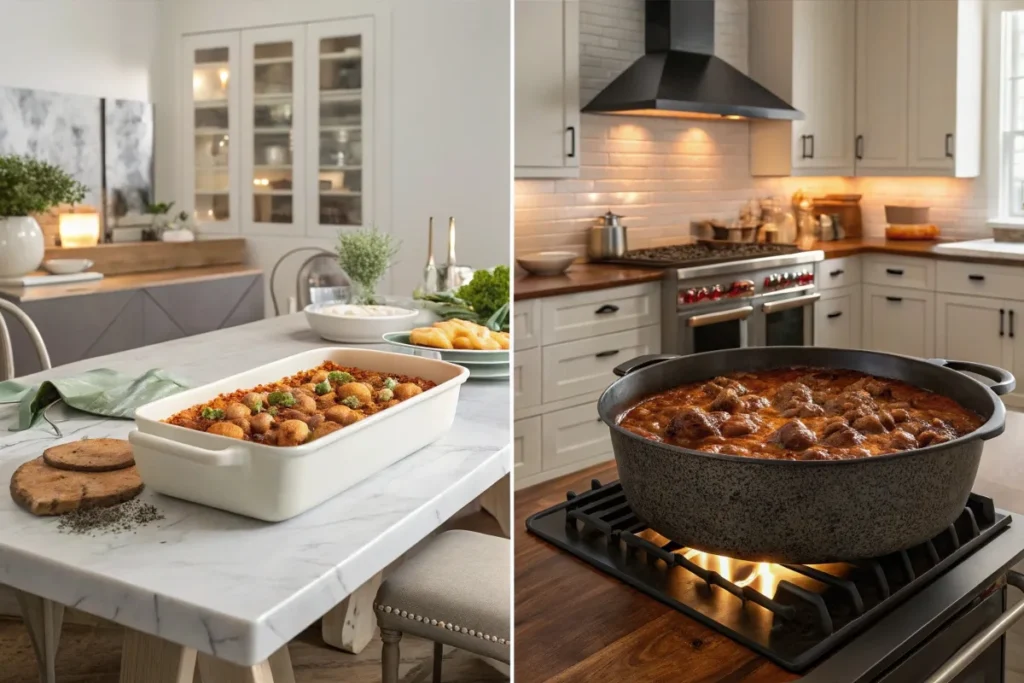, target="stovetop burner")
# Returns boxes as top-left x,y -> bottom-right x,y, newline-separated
603,242 -> 802,268
526,479 -> 1011,672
